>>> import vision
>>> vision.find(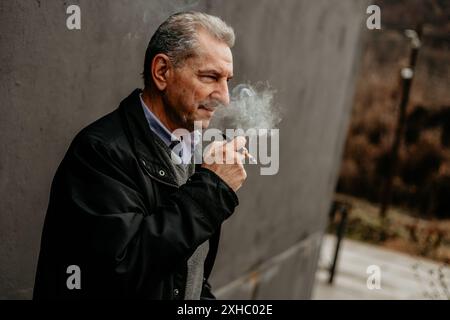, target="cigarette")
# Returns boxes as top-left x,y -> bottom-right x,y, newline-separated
240,147 -> 257,164
221,133 -> 257,164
